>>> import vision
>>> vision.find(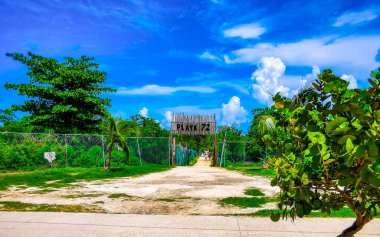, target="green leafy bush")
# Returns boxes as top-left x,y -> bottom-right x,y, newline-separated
267,68 -> 380,237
